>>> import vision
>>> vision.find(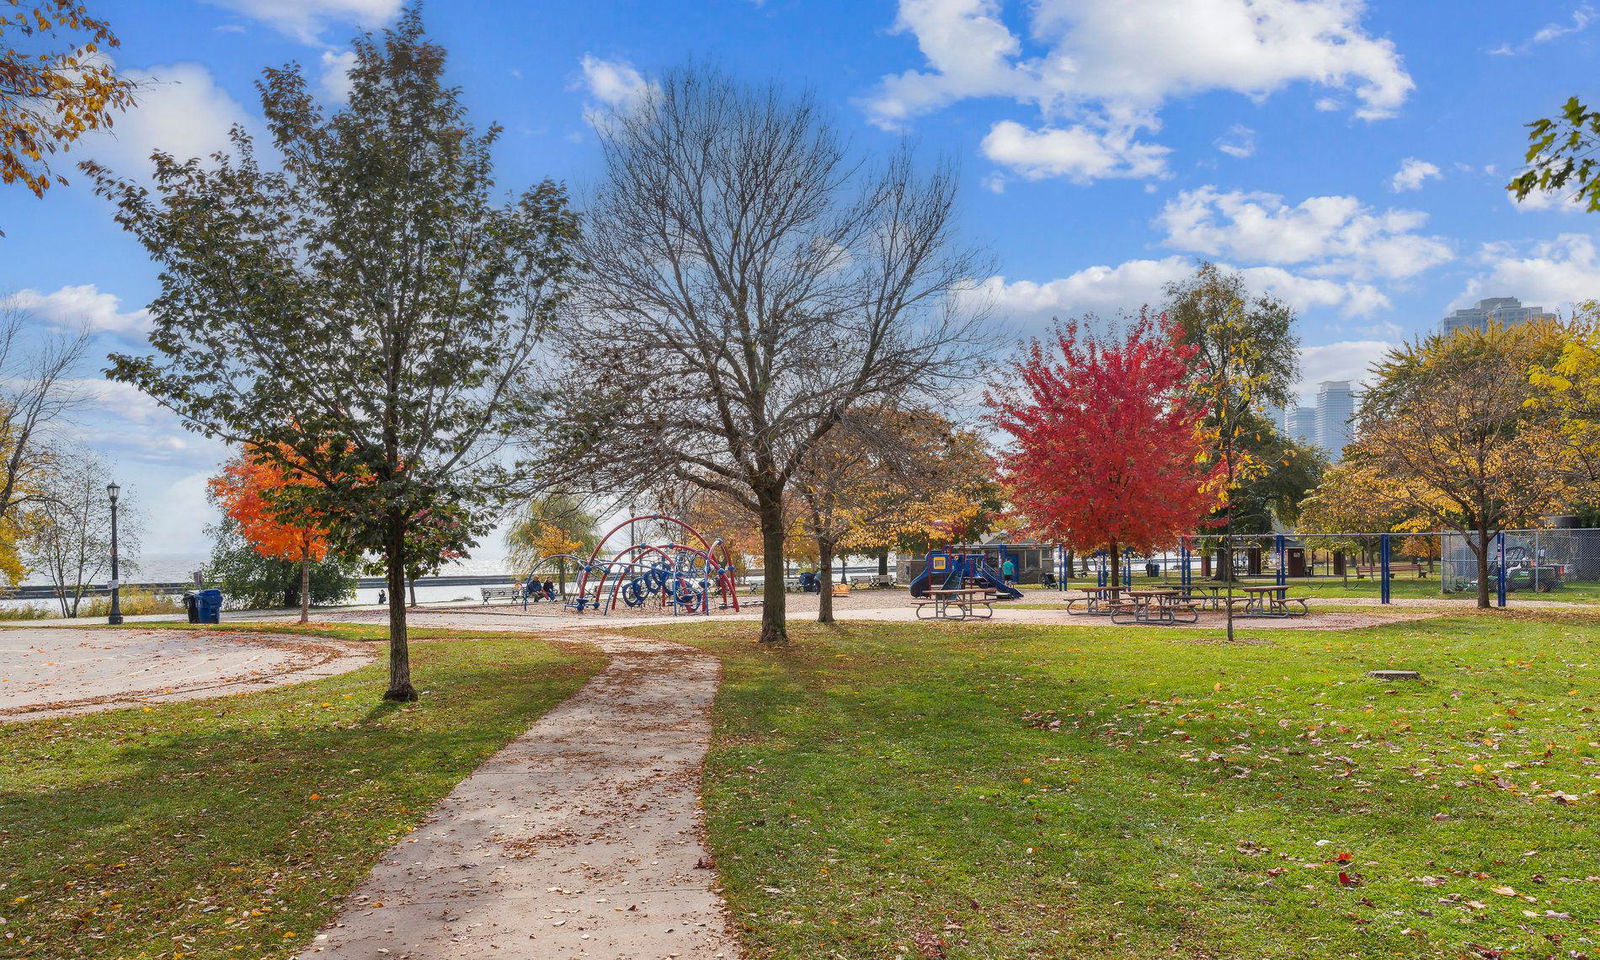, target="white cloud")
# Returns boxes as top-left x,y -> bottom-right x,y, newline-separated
319,50 -> 358,104
83,62 -> 250,174
1215,124 -> 1256,159
1295,339 -> 1394,401
1490,4 -> 1595,55
203,0 -> 402,43
9,285 -> 151,336
1456,234 -> 1600,311
959,255 -> 1389,323
1389,157 -> 1440,192
576,55 -> 653,110
1157,186 -> 1453,281
1509,186 -> 1588,214
980,119 -> 1170,183
864,0 -> 1413,182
